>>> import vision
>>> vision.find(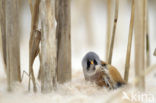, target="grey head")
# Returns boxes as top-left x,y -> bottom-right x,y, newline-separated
82,51 -> 101,81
